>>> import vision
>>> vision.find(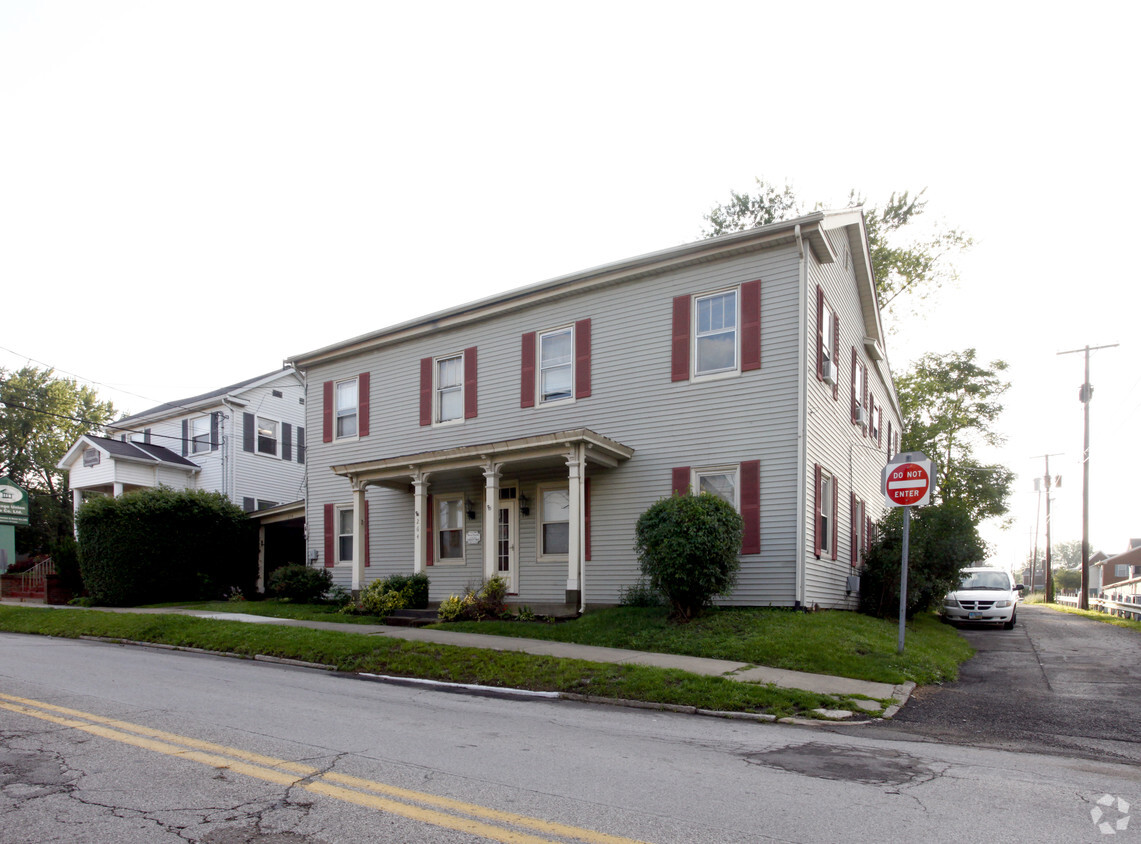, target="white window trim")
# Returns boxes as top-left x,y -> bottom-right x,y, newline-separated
693,465 -> 740,511
820,473 -> 834,555
820,304 -> 834,366
435,493 -> 467,565
335,503 -> 354,566
433,352 -> 465,427
691,286 -> 741,382
255,415 -> 281,459
190,416 -> 212,454
536,482 -> 570,562
537,325 -> 575,406
334,377 -> 360,442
